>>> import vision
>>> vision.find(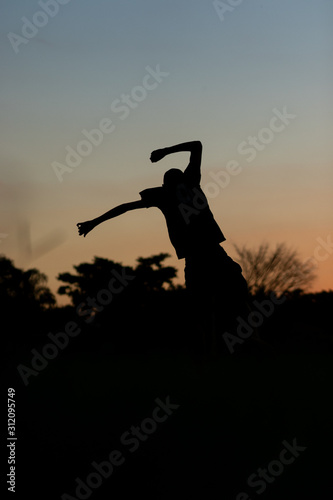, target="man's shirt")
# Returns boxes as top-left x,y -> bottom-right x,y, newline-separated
140,179 -> 225,259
